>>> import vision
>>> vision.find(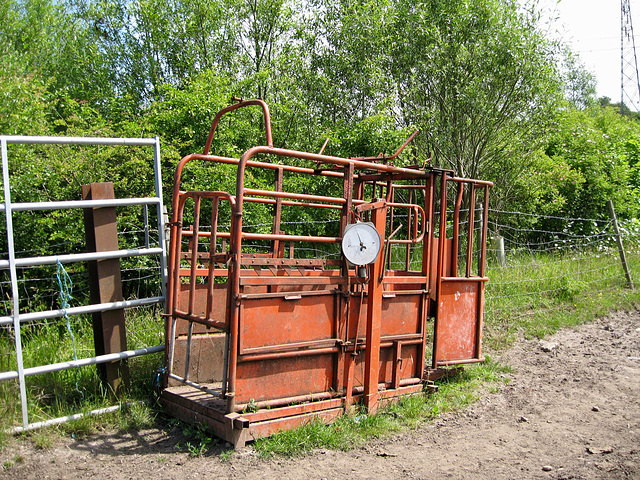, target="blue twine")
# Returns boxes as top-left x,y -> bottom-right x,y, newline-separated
56,260 -> 77,361
56,259 -> 82,398
153,366 -> 167,389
